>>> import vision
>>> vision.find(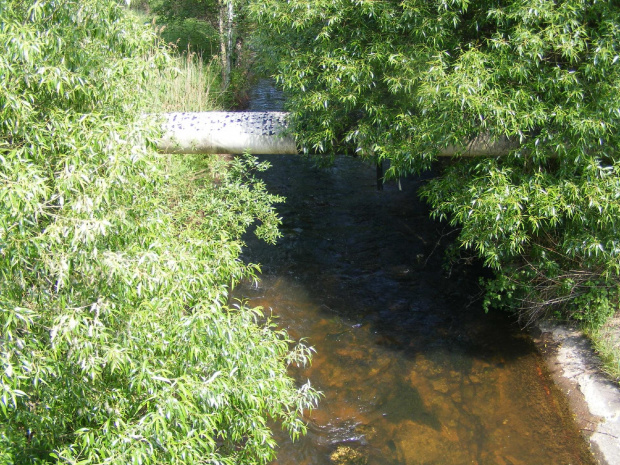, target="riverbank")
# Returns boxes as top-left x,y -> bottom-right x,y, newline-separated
533,322 -> 620,465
